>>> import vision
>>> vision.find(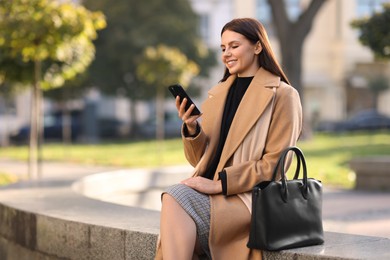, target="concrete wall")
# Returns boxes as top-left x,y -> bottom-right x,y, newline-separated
1,167 -> 390,259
